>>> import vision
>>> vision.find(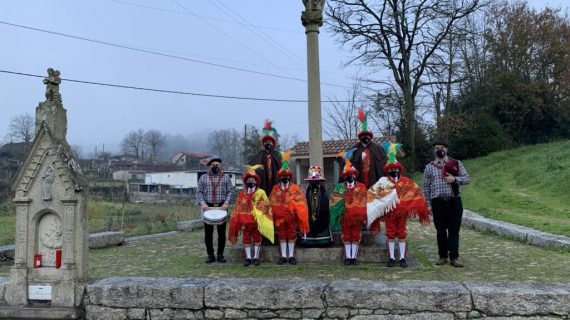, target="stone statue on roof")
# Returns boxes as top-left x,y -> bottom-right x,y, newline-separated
43,68 -> 62,103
